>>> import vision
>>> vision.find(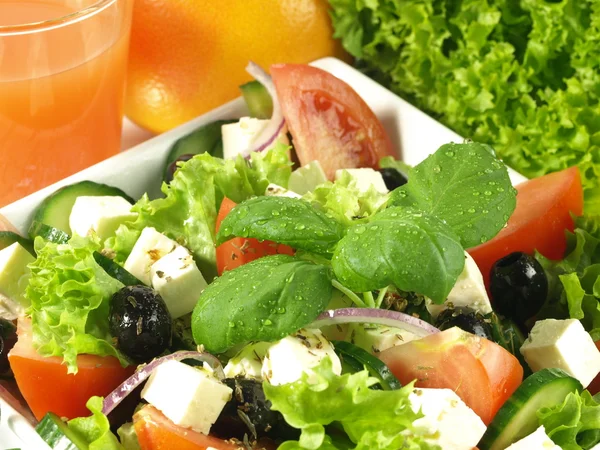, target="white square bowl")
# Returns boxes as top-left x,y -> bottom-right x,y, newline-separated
0,56 -> 527,448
